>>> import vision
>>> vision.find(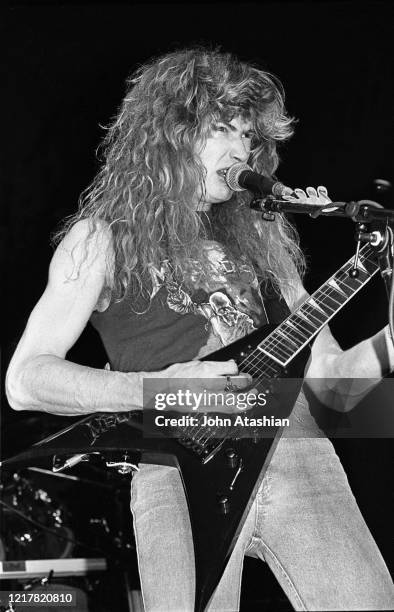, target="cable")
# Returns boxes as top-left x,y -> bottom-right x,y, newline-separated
387,227 -> 394,349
